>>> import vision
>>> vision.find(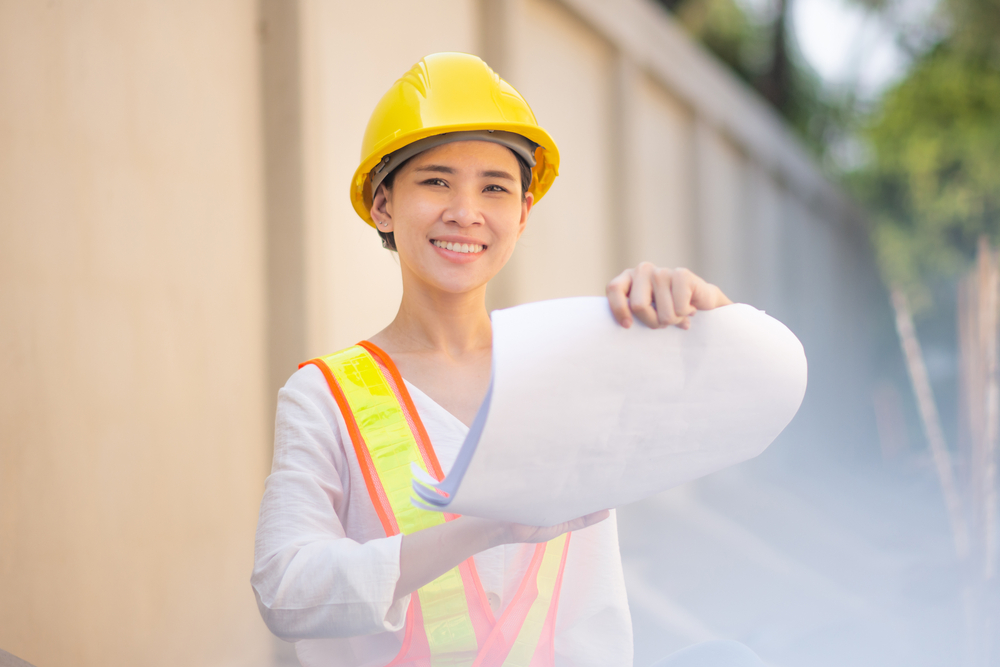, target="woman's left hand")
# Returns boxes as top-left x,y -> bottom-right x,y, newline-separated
606,263 -> 732,330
